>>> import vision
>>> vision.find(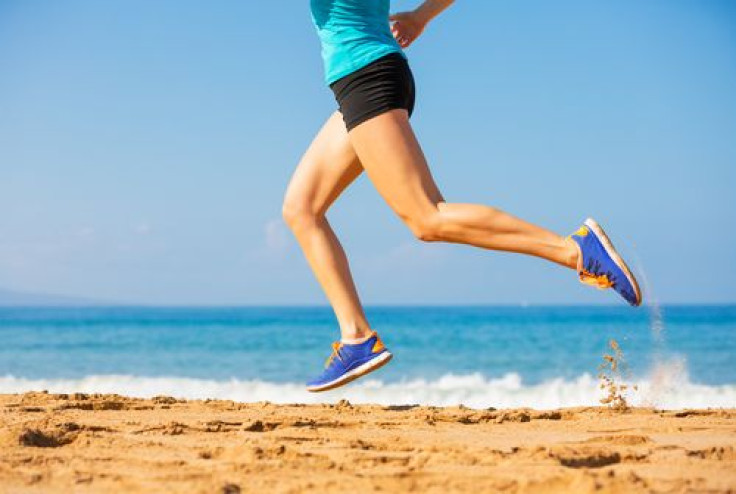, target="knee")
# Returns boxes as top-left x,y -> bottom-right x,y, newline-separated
406,212 -> 443,242
282,193 -> 319,231
282,196 -> 311,230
